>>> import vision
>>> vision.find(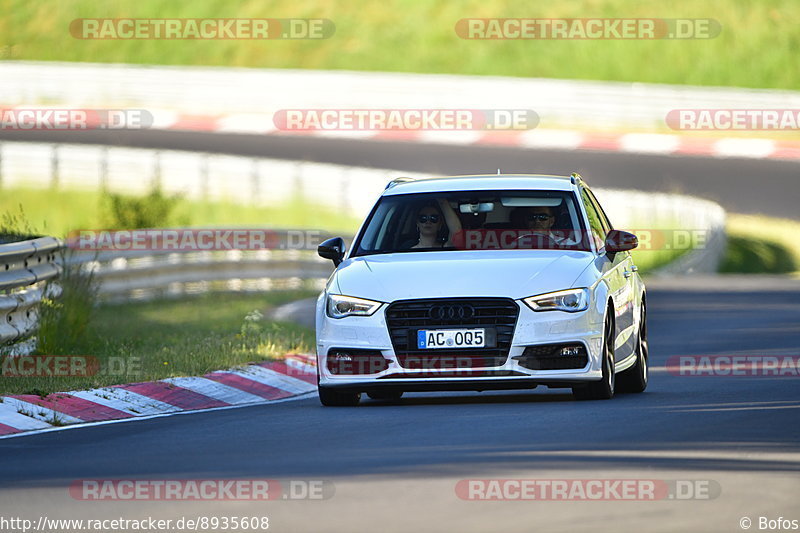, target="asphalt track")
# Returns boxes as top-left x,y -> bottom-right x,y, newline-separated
1,277 -> 799,532
1,129 -> 798,219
